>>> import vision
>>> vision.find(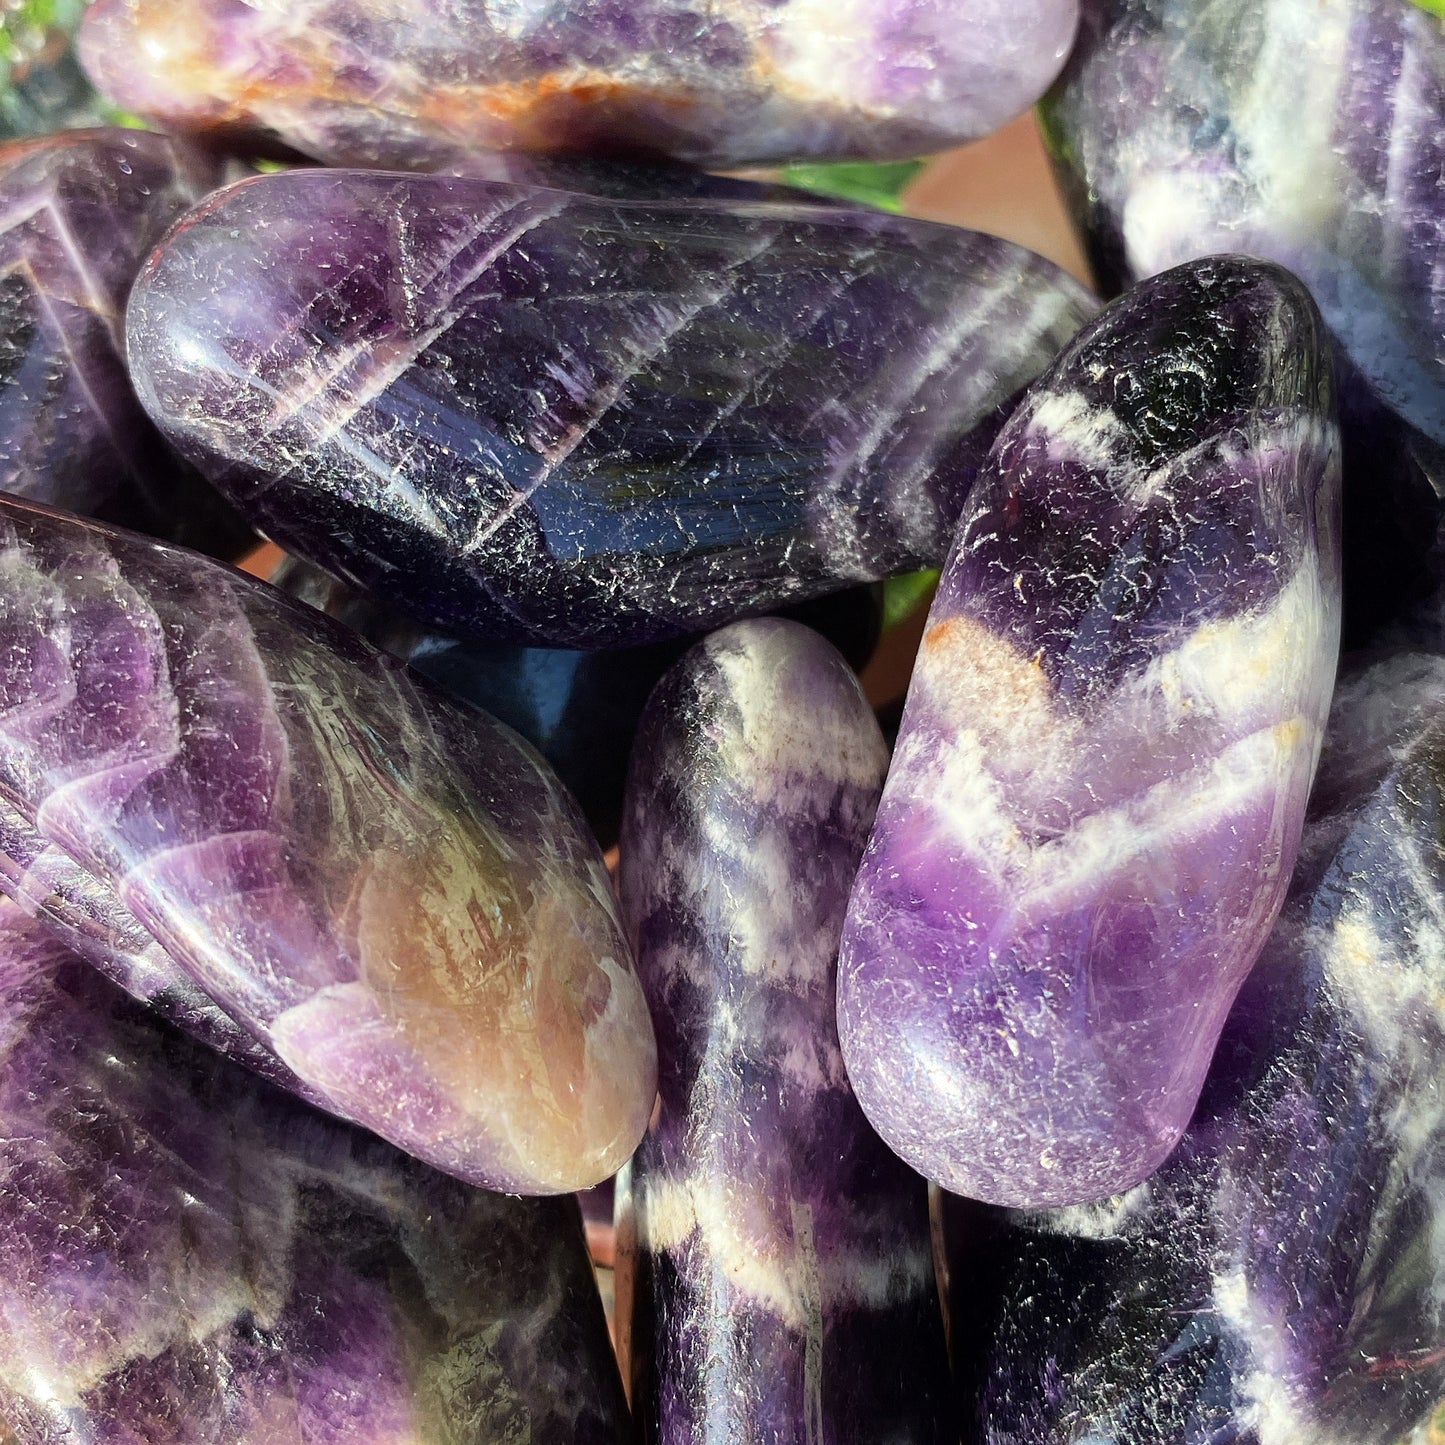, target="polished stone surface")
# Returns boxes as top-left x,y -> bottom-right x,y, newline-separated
1043,0 -> 1445,639
79,0 -> 1079,168
126,168 -> 1095,648
950,644 -> 1445,1445
839,257 -> 1343,1208
0,496 -> 656,1194
0,899 -> 631,1443
0,127 -> 250,555
274,555 -> 881,847
619,619 -> 951,1443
